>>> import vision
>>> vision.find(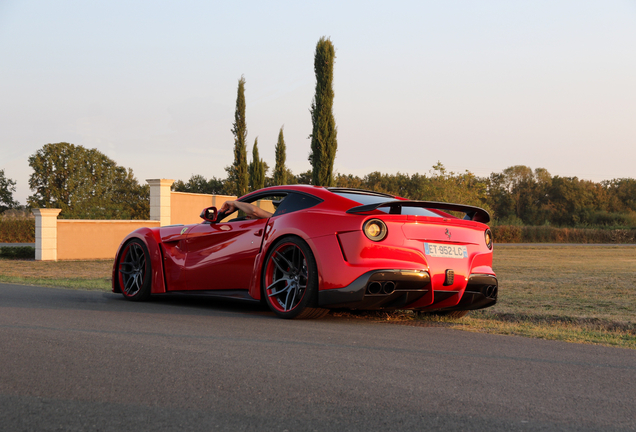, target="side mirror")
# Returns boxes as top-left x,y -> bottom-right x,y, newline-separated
200,206 -> 218,223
